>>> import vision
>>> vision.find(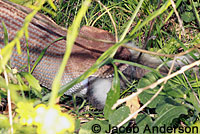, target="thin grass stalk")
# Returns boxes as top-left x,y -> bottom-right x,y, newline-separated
119,0 -> 144,42
130,0 -> 171,36
49,0 -> 92,107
